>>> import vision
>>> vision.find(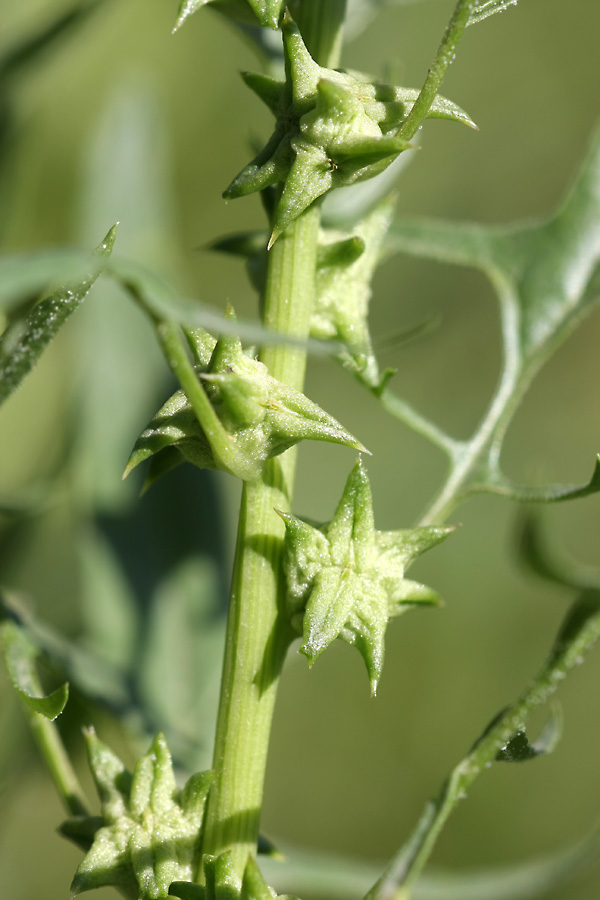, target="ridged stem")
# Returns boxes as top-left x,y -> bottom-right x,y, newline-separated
199,3 -> 346,873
